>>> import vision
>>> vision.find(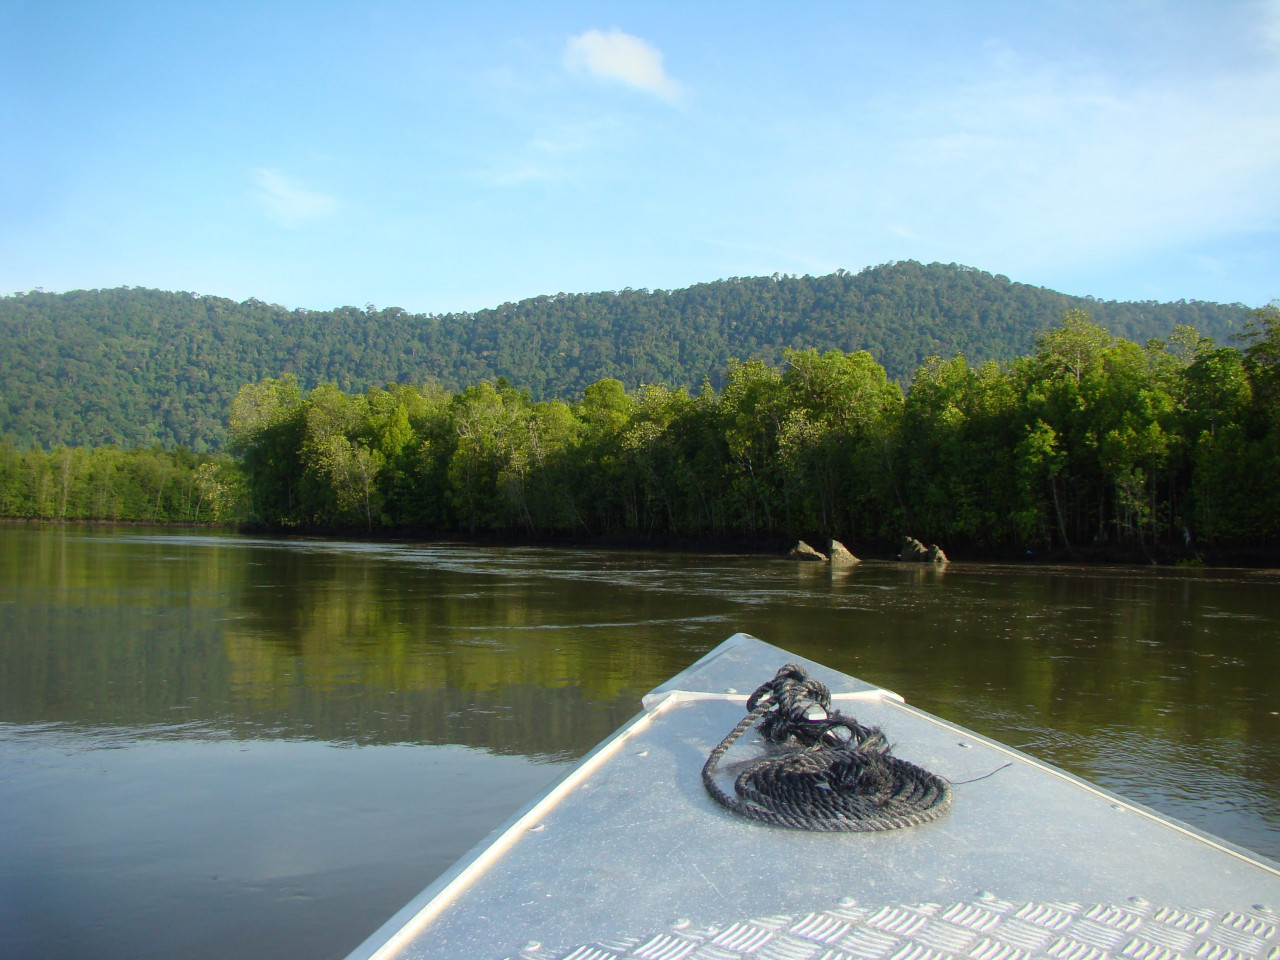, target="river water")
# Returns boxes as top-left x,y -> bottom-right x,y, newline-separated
1,526 -> 1278,959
